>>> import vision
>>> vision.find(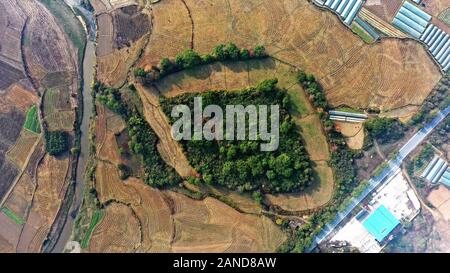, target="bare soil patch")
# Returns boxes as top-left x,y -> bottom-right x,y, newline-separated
334,121 -> 365,150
